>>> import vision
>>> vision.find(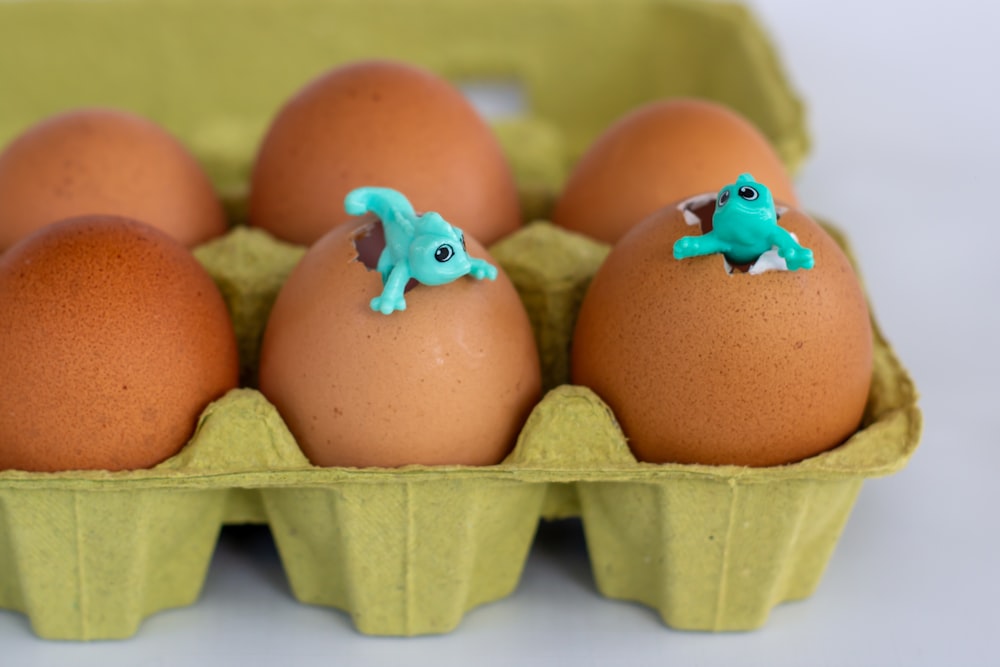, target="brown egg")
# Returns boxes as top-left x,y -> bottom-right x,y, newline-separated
248,59 -> 521,247
0,216 -> 239,472
552,99 -> 798,244
0,108 -> 227,253
258,216 -> 541,468
571,198 -> 872,467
